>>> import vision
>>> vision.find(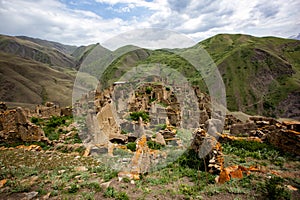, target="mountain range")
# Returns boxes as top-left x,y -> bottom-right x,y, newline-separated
0,33 -> 299,119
